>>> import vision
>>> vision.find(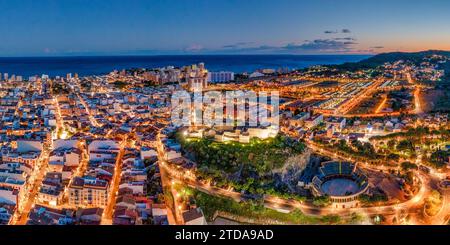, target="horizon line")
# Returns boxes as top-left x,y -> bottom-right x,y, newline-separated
0,53 -> 376,58
1,49 -> 448,58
